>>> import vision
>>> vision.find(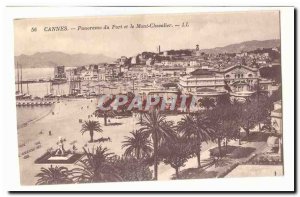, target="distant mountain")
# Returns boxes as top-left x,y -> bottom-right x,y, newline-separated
14,51 -> 115,68
199,39 -> 280,54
